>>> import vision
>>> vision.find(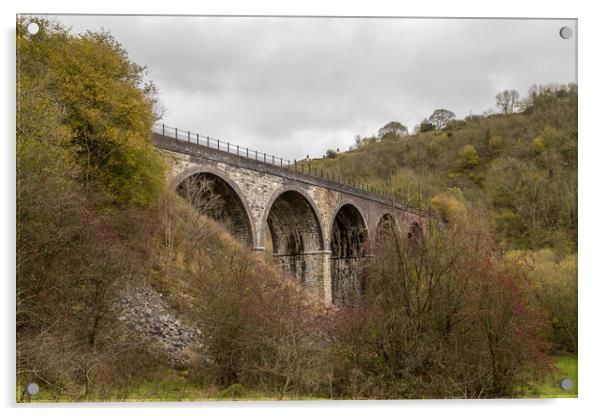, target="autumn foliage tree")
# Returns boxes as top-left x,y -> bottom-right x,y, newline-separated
18,18 -> 166,206
17,18 -> 169,399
